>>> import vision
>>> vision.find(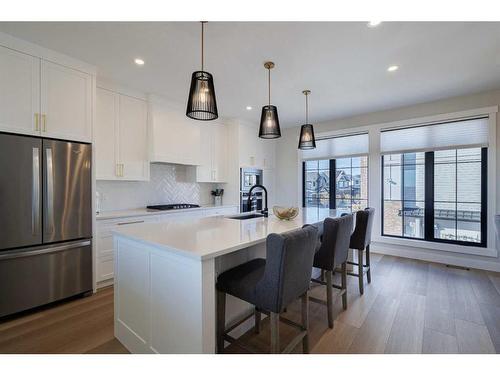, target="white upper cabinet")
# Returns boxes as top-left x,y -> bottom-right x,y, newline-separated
149,98 -> 201,166
212,123 -> 228,182
95,87 -> 149,181
0,44 -> 93,142
95,87 -> 119,179
118,94 -> 148,180
196,121 -> 228,183
40,60 -> 92,142
0,46 -> 40,136
238,122 -> 276,170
